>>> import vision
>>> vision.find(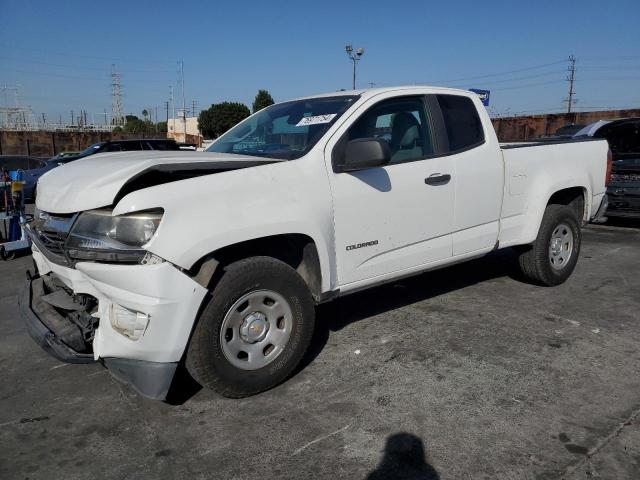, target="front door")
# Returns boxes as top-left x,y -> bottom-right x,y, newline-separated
326,94 -> 456,287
